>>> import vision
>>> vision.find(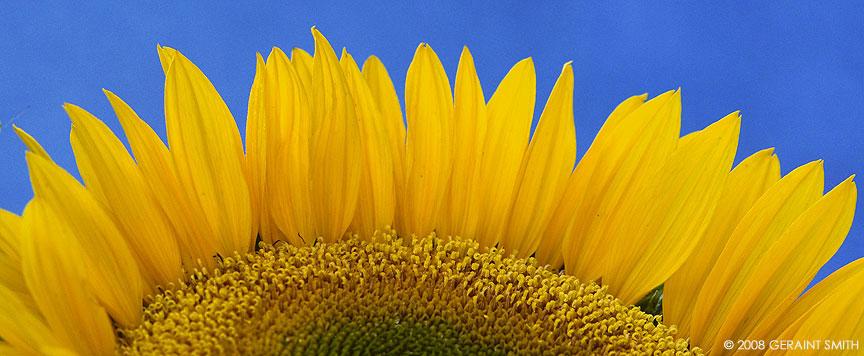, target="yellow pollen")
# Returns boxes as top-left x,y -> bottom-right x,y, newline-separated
117,229 -> 702,355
